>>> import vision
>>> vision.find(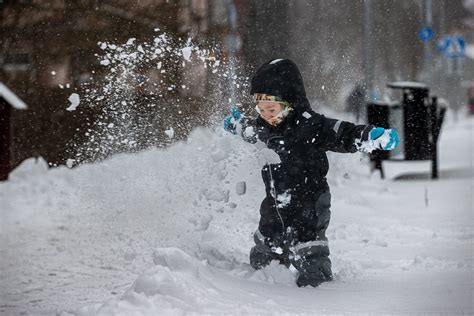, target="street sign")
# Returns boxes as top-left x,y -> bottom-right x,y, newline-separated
418,27 -> 434,42
436,35 -> 465,59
